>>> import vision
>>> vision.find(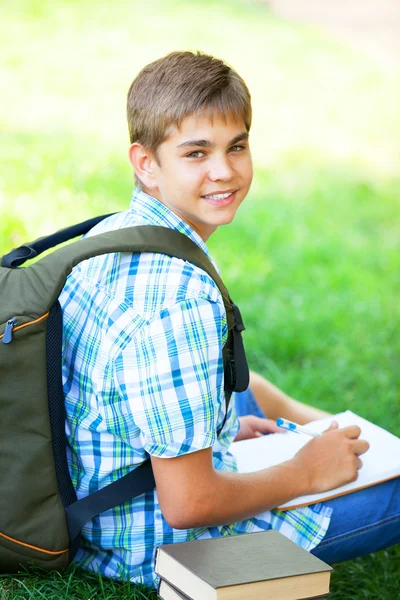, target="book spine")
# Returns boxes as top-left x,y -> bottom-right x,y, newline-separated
154,546 -> 160,574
